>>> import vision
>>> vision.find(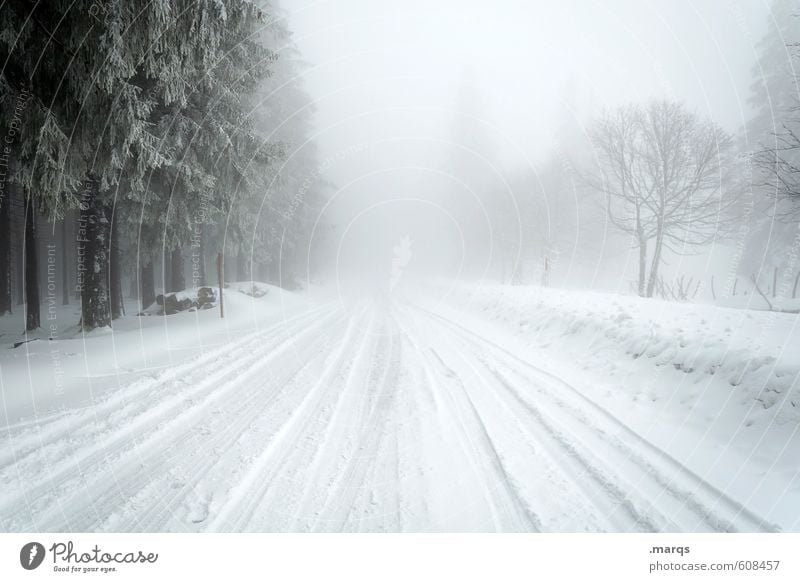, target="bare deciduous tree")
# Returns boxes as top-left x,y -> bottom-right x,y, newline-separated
753,102 -> 800,218
582,100 -> 737,297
